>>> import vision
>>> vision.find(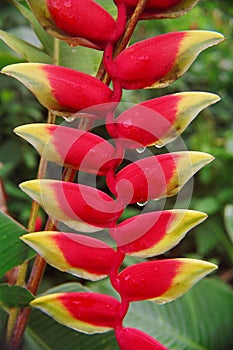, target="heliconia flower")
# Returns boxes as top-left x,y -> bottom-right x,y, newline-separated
19,180 -> 124,232
115,327 -> 168,350
14,124 -> 121,176
27,0 -> 116,50
21,231 -> 116,281
118,258 -> 217,303
1,63 -> 113,116
109,209 -> 207,257
30,292 -> 120,334
112,151 -> 214,204
107,31 -> 224,89
111,92 -> 220,148
114,0 -> 199,20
